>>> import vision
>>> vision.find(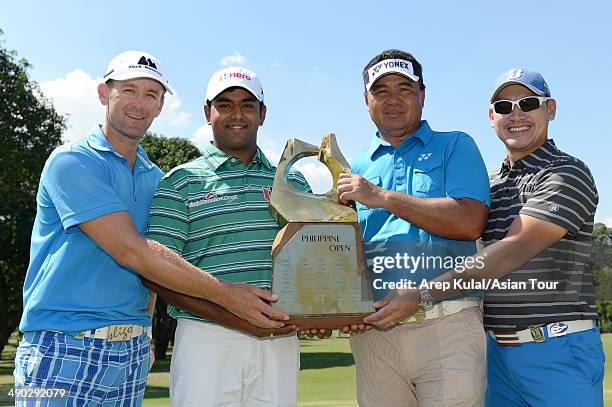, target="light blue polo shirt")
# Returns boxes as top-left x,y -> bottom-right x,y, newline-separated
19,125 -> 163,334
351,120 -> 490,298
